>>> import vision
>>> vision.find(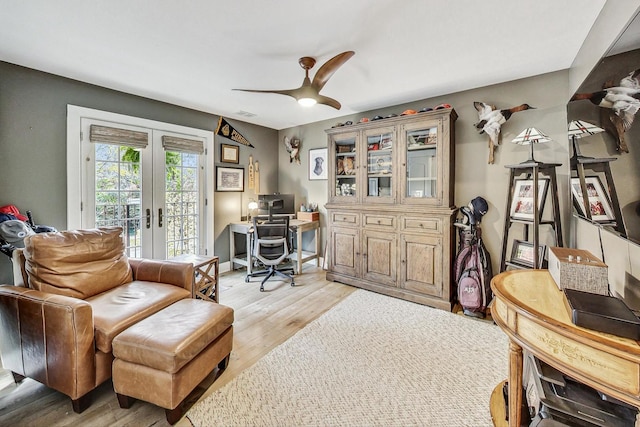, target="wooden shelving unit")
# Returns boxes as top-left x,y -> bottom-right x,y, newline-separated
499,161 -> 563,272
570,147 -> 626,238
